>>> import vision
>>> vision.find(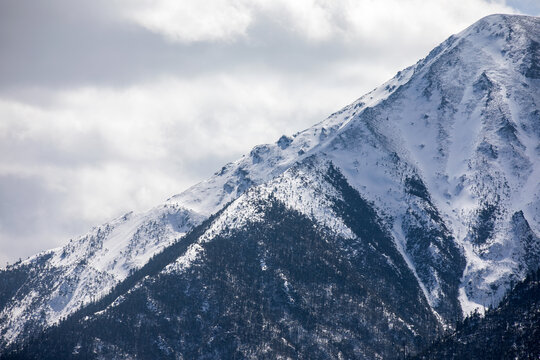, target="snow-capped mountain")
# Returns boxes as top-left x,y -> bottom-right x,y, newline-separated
1,14 -> 539,359
168,12 -> 540,316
